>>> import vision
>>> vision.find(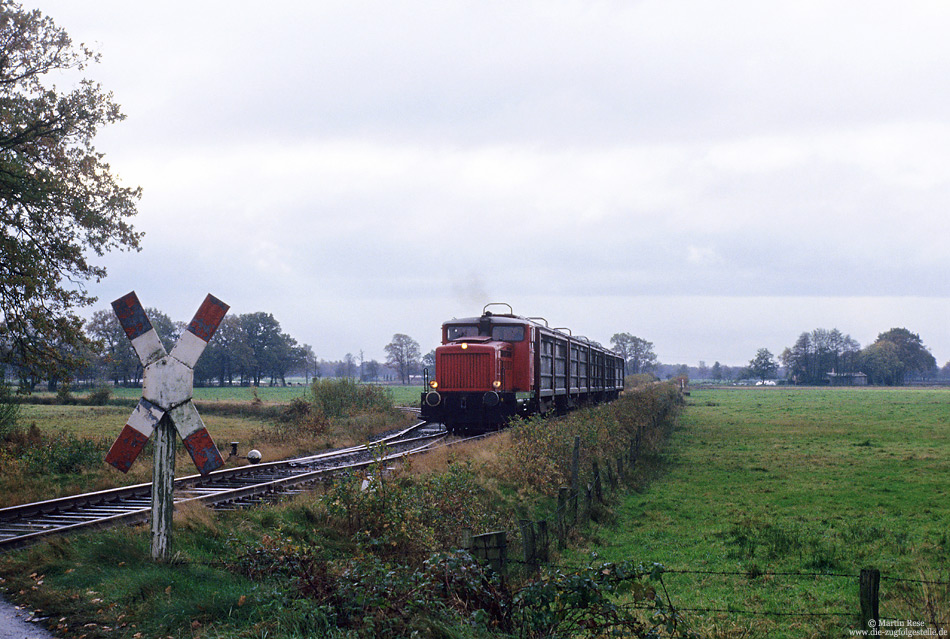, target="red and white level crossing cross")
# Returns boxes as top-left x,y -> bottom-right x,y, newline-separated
105,292 -> 229,475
